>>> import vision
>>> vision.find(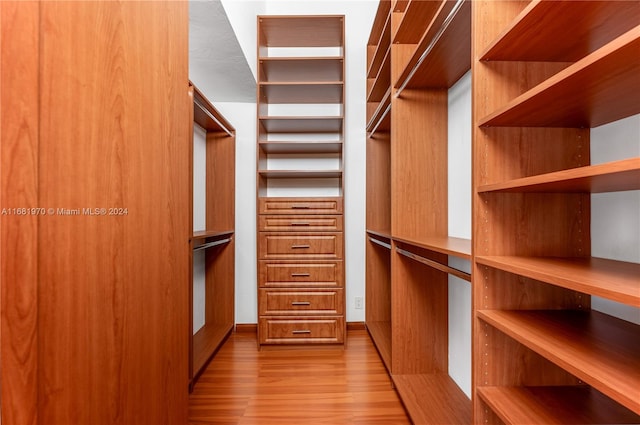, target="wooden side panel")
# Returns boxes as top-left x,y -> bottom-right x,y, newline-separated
0,2 -> 39,424
366,132 -> 391,234
38,2 -> 189,424
205,240 -> 235,326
